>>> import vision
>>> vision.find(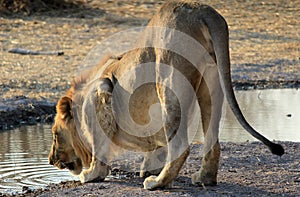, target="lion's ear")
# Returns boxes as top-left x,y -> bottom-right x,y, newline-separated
99,77 -> 114,93
111,74 -> 117,87
57,96 -> 73,121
